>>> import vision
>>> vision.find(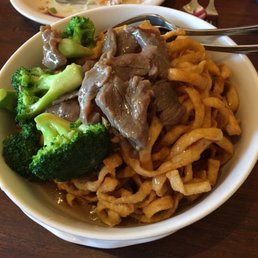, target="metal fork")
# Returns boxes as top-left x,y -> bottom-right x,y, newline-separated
114,14 -> 258,36
205,0 -> 219,26
114,14 -> 258,54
